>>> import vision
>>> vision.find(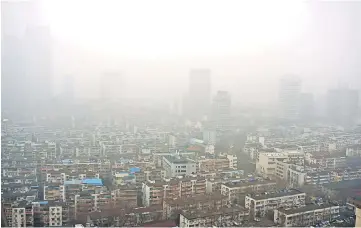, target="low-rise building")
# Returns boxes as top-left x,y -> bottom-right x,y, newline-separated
179,206 -> 249,227
305,153 -> 346,169
274,204 -> 340,227
198,158 -> 230,172
44,185 -> 65,201
256,152 -> 288,178
3,201 -> 33,227
275,161 -> 306,187
221,180 -> 277,202
245,189 -> 306,218
142,177 -> 207,207
111,186 -> 138,209
162,156 -> 197,177
163,193 -> 229,219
